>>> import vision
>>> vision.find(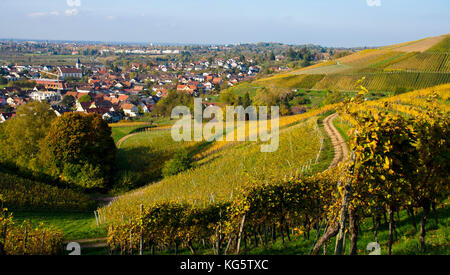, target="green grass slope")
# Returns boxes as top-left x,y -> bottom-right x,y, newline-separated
426,35 -> 450,53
